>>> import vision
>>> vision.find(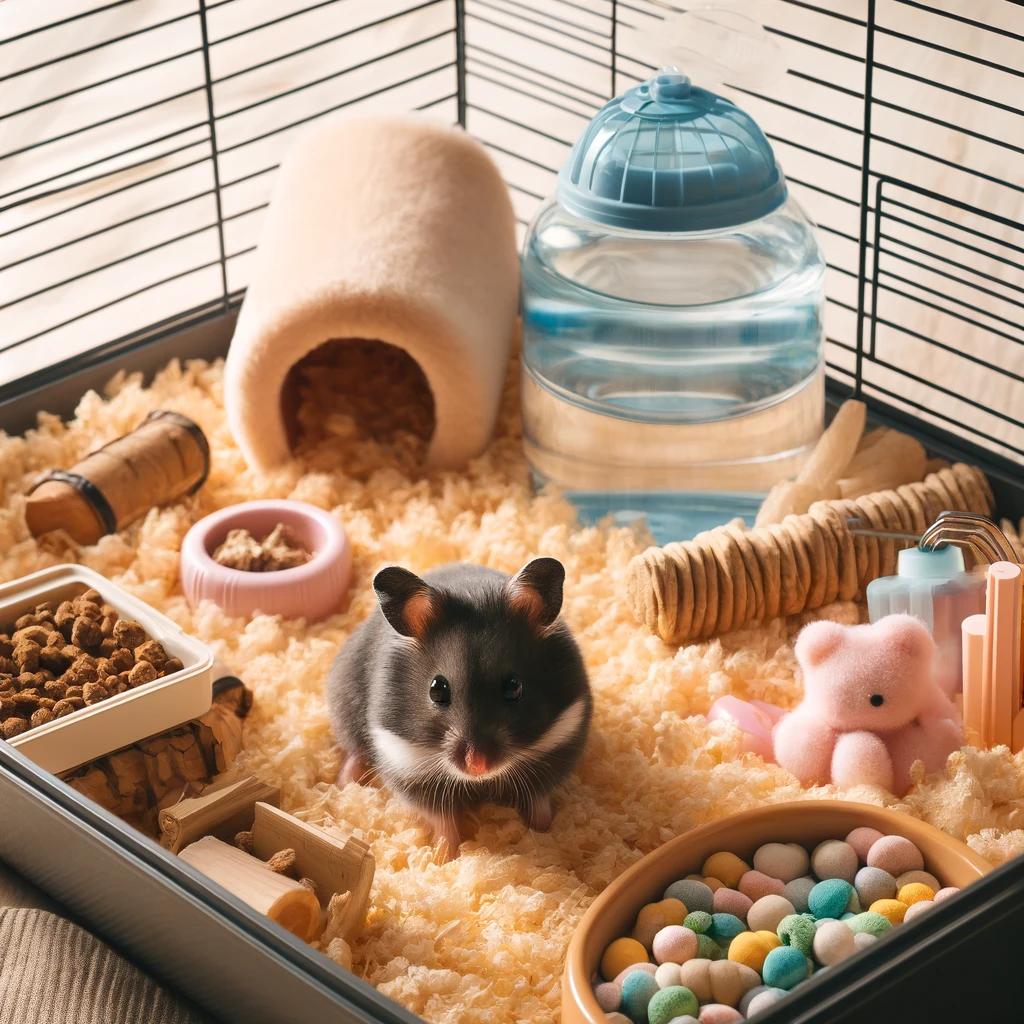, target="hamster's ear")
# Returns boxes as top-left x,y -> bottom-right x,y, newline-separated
506,557 -> 565,629
795,620 -> 845,667
373,566 -> 439,639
